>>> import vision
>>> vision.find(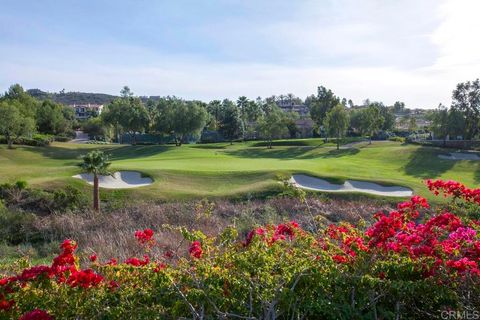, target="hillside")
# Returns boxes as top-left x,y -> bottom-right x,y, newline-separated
27,89 -> 118,105
26,89 -> 166,105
